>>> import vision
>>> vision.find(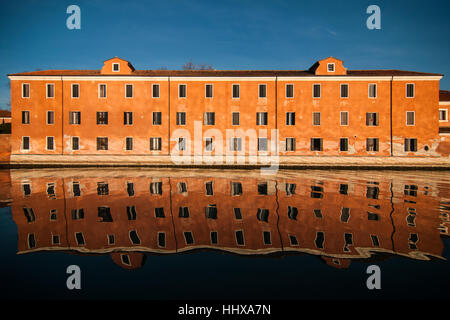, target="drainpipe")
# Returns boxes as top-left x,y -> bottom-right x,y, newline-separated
168,76 -> 170,156
61,76 -> 64,155
390,76 -> 393,156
